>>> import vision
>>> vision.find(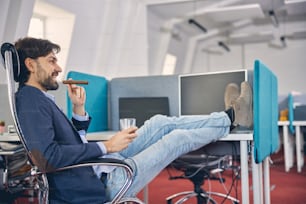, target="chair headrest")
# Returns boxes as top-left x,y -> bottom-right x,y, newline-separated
1,42 -> 20,82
